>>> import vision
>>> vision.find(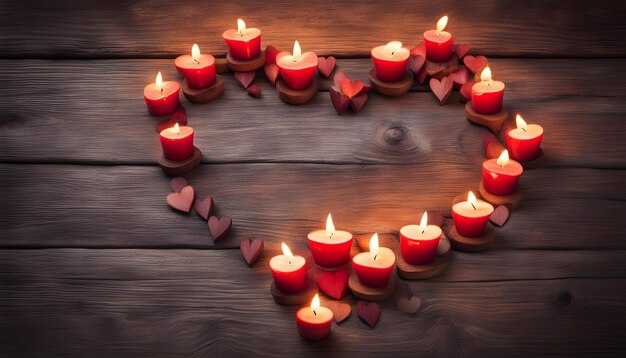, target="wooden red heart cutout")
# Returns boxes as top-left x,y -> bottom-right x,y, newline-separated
397,296 -> 422,315
208,216 -> 232,242
246,84 -> 261,97
483,132 -> 506,159
429,77 -> 453,105
449,66 -> 469,89
454,43 -> 470,60
408,55 -> 426,74
317,56 -> 336,78
170,177 -> 187,193
463,55 -> 489,74
350,93 -> 368,113
460,80 -> 475,103
416,67 -> 428,85
194,196 -> 213,221
330,87 -> 350,115
489,205 -> 510,227
325,301 -> 351,323
240,238 -> 264,266
340,78 -> 363,98
357,301 -> 380,328
166,185 -> 194,213
264,64 -> 279,85
333,71 -> 346,88
235,71 -> 255,89
318,269 -> 349,299
155,106 -> 188,133
265,45 -> 280,65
